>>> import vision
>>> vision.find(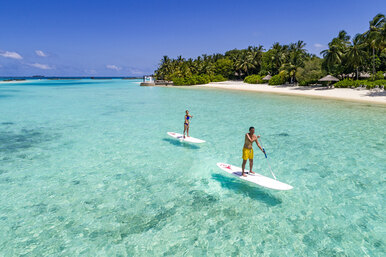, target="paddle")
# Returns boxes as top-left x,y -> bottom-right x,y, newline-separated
259,138 -> 277,180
